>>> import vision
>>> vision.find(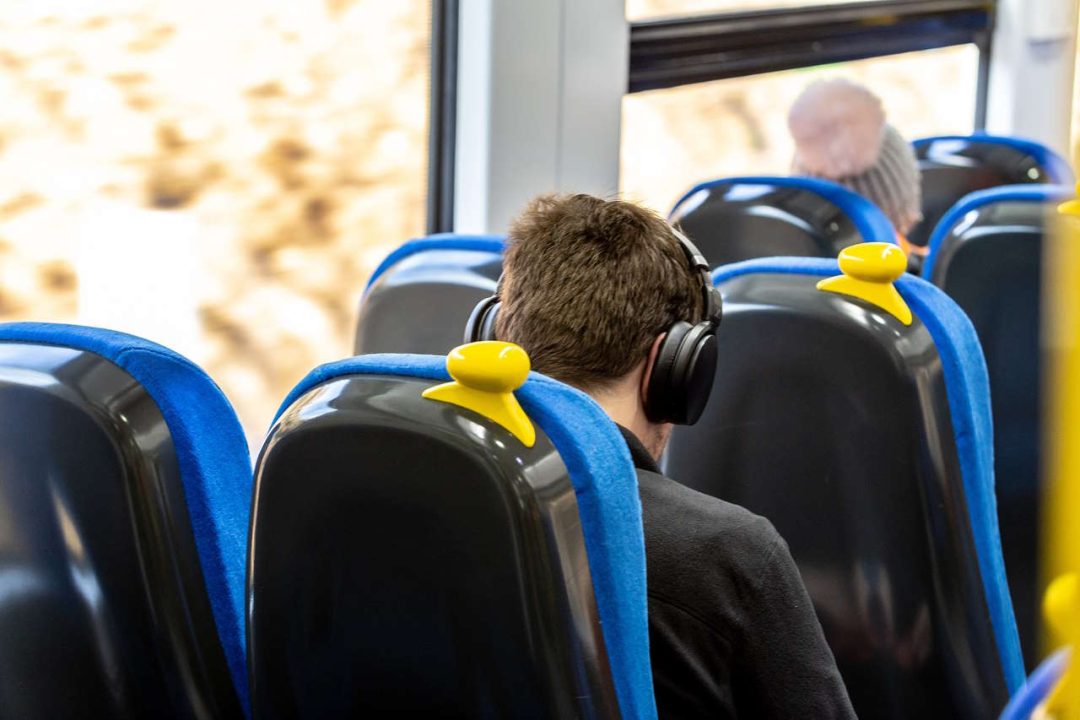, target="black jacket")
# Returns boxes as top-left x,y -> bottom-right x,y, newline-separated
620,426 -> 857,719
